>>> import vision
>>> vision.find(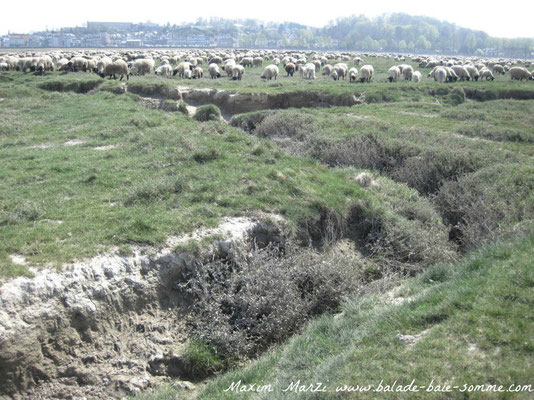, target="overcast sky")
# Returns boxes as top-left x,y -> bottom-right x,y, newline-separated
2,0 -> 533,38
